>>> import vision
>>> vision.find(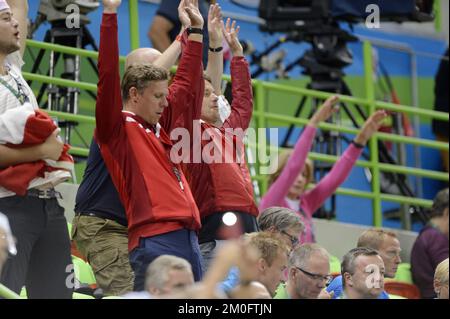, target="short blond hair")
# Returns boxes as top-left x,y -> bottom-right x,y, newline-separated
246,232 -> 288,267
434,258 -> 449,285
121,63 -> 168,102
268,150 -> 314,188
357,228 -> 397,251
